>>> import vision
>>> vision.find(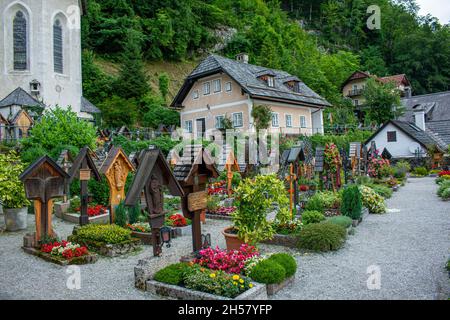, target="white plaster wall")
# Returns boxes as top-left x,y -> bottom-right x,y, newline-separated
0,0 -> 82,113
365,123 -> 427,158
